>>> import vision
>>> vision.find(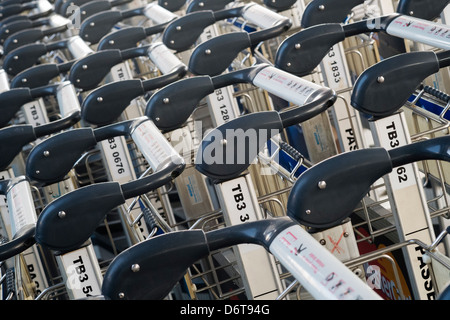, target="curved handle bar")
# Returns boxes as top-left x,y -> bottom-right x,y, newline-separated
35,160 -> 184,252
0,224 -> 36,262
